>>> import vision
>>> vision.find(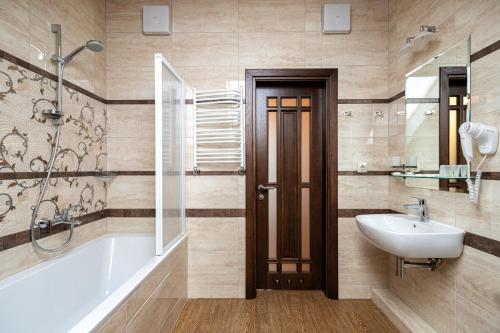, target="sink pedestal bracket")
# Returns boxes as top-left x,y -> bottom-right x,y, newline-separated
396,257 -> 442,278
